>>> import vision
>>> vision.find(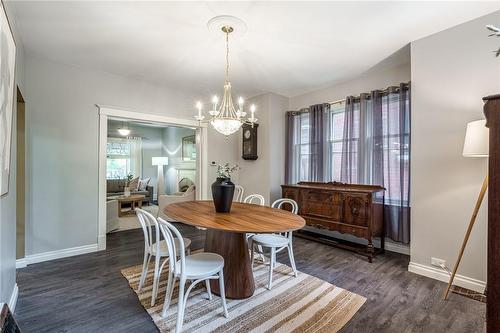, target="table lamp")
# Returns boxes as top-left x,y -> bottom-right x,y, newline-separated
444,119 -> 489,299
152,157 -> 169,197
